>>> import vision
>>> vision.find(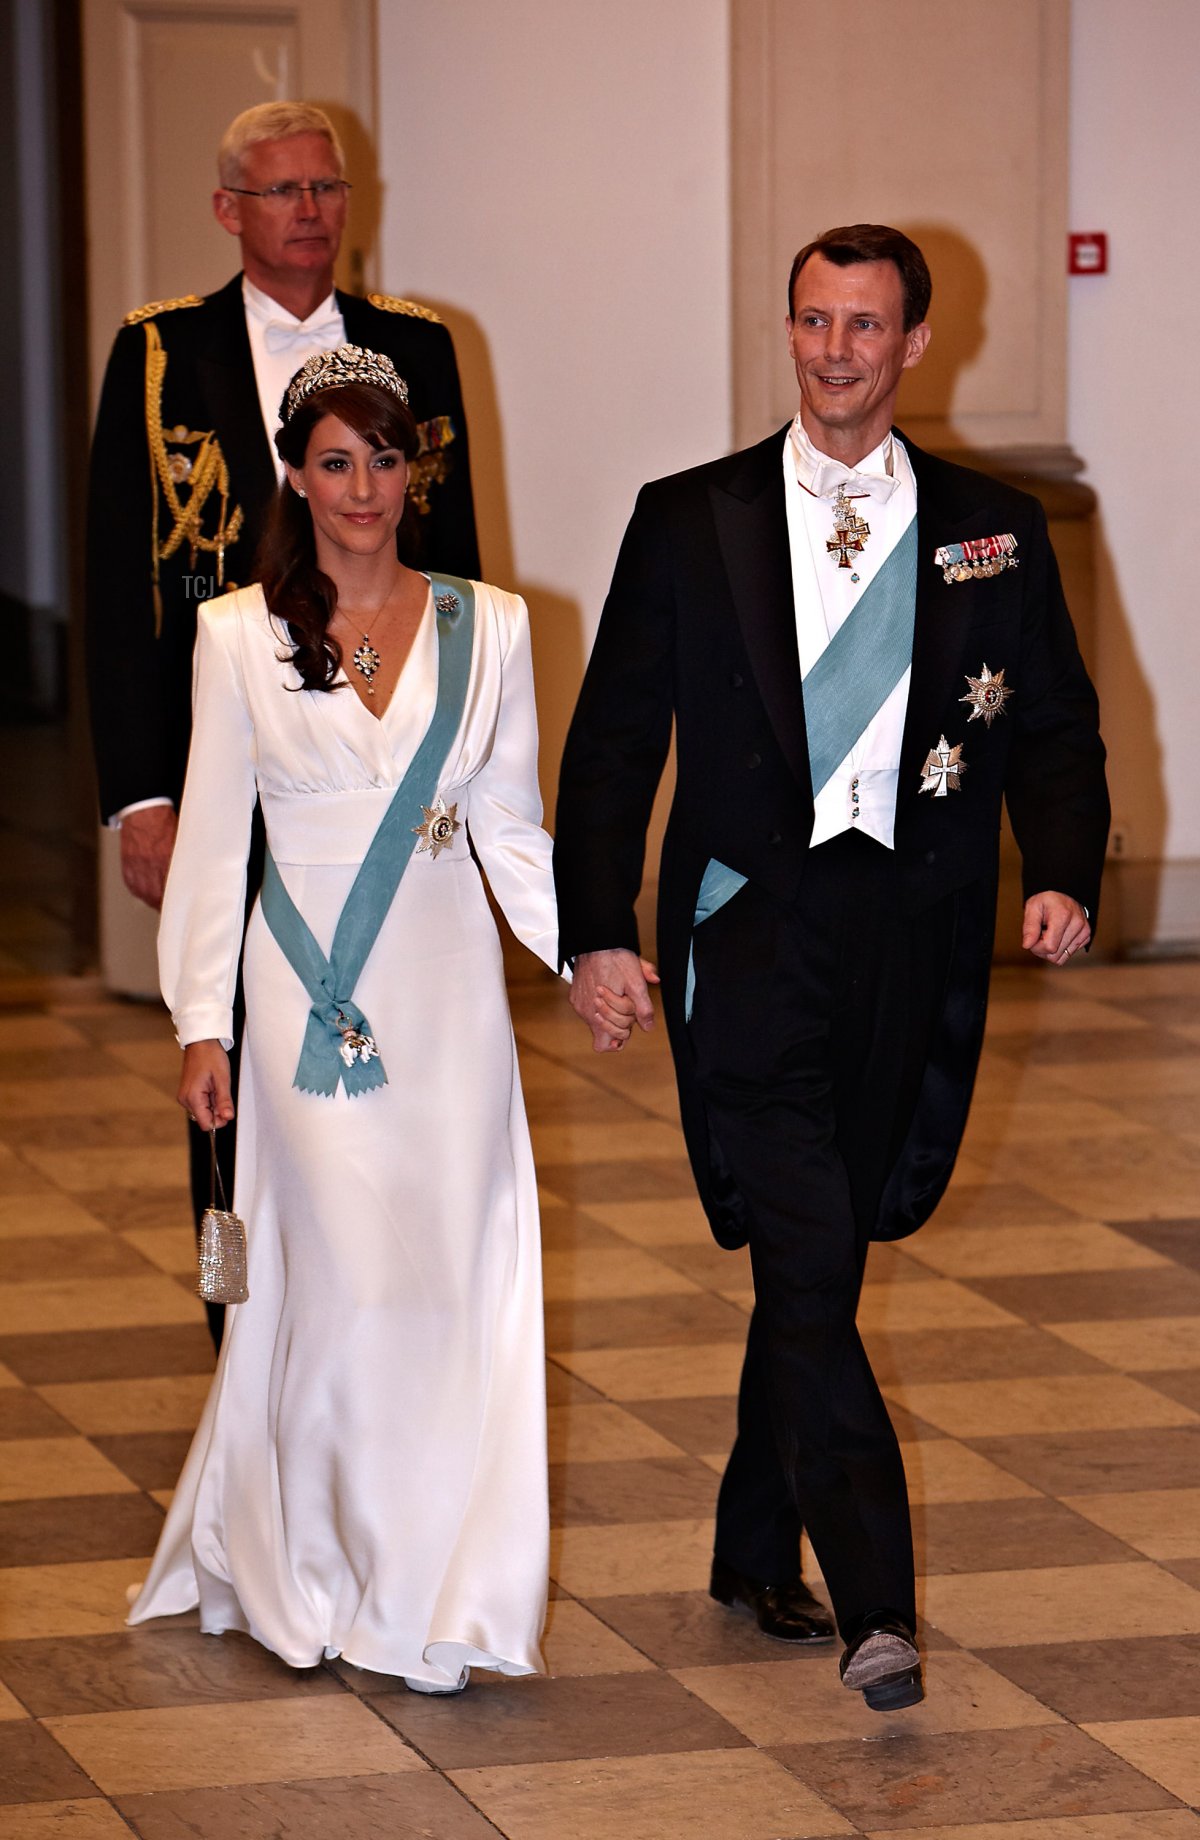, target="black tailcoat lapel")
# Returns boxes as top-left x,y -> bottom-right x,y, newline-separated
709,430 -> 814,804
897,431 -> 981,808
